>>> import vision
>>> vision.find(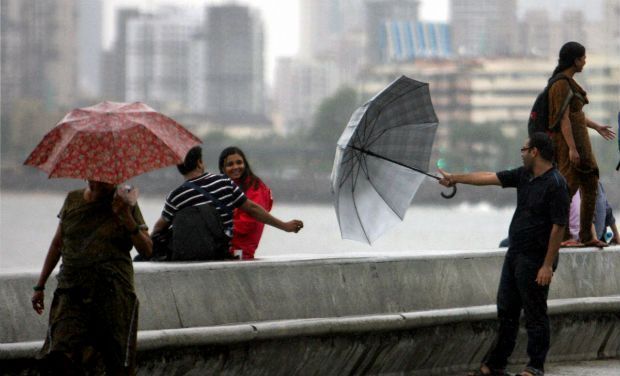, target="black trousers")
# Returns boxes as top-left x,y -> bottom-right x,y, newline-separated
484,251 -> 551,372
